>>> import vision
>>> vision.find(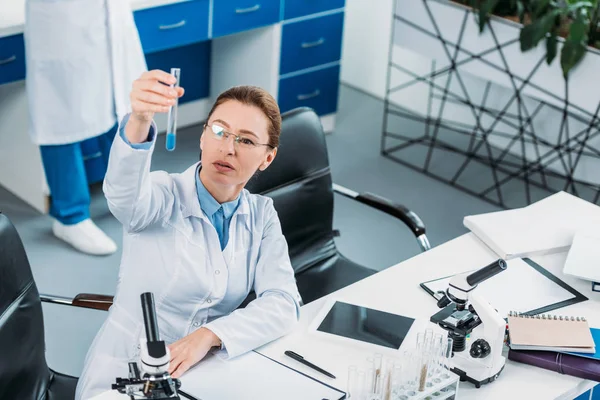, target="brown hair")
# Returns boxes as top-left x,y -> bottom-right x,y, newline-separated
206,86 -> 282,148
